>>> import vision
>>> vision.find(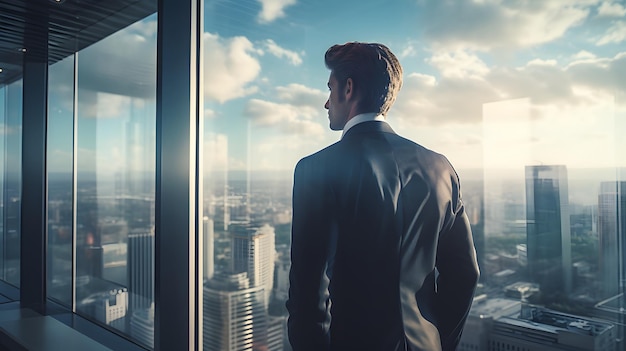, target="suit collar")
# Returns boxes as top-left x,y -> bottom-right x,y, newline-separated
341,120 -> 396,139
